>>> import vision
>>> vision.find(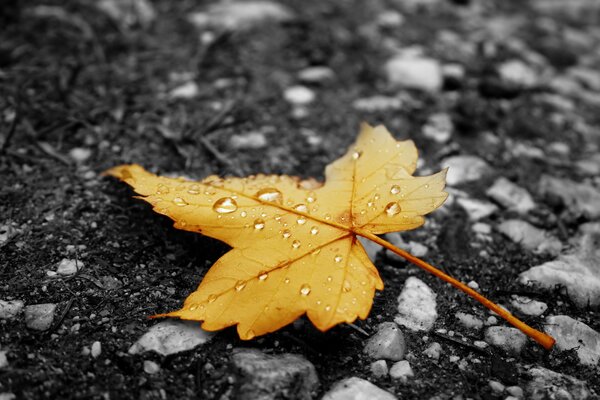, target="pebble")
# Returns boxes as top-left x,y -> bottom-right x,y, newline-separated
455,312 -> 483,330
143,360 -> 160,374
24,303 -> 57,331
498,60 -> 537,87
188,1 -> 293,31
441,155 -> 490,186
229,132 -> 268,150
472,223 -> 491,235
231,348 -> 318,400
169,82 -> 199,99
385,55 -> 442,92
129,320 -> 214,356
0,300 -> 24,319
489,380 -> 505,393
395,277 -> 437,331
363,322 -> 406,361
55,258 -> 83,276
370,360 -> 388,378
484,326 -> 527,355
539,175 -> 600,219
423,342 -> 442,360
283,85 -> 315,105
96,0 -> 156,28
385,234 -> 427,261
0,351 -> 8,368
298,66 -> 334,83
509,296 -> 547,316
497,219 -> 562,255
322,377 -> 397,400
69,148 -> 92,163
486,177 -> 535,214
544,315 -> 600,366
352,96 -> 403,112
506,386 -> 524,398
526,366 -> 591,400
456,197 -> 498,221
389,360 -> 414,381
91,341 -> 101,358
422,113 -> 453,144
